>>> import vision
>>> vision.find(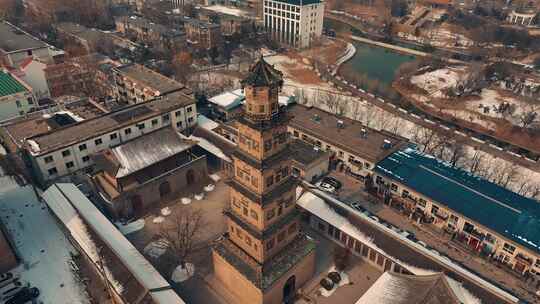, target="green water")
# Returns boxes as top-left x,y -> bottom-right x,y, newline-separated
344,42 -> 416,86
